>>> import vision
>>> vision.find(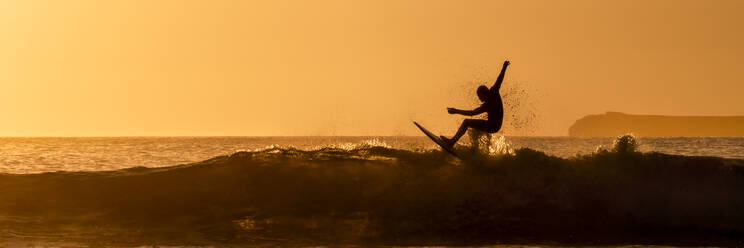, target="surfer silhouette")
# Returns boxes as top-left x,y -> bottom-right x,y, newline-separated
440,60 -> 510,148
